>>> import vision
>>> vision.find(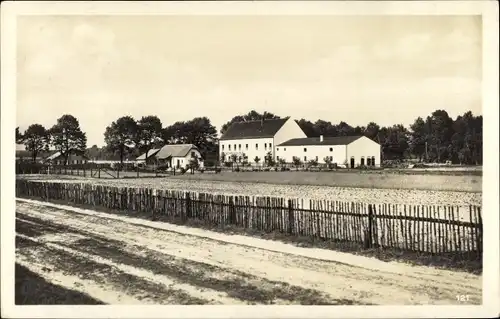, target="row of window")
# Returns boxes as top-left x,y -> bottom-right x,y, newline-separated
222,143 -> 273,152
276,155 -> 333,162
221,145 -> 336,153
